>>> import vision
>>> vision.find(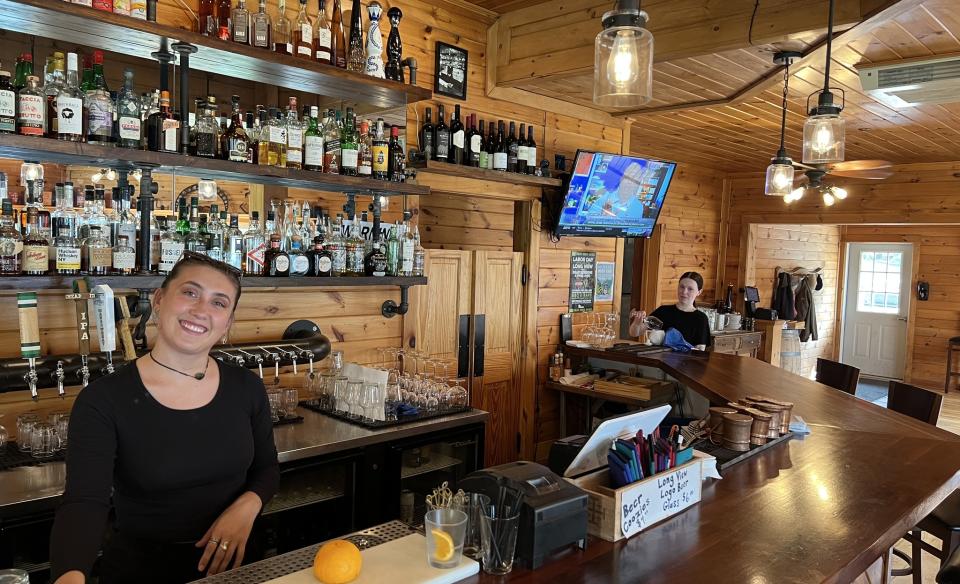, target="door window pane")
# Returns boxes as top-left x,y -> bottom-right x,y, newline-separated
855,250 -> 903,314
